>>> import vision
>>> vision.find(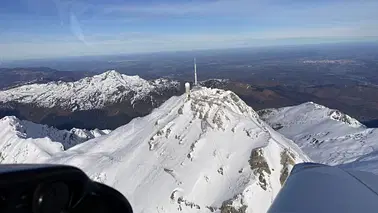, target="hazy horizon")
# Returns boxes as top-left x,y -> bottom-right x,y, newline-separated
1,0 -> 378,61
2,41 -> 378,65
